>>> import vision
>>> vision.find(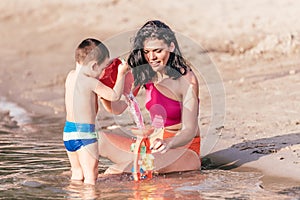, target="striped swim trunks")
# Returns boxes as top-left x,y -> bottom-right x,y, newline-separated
63,121 -> 97,152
